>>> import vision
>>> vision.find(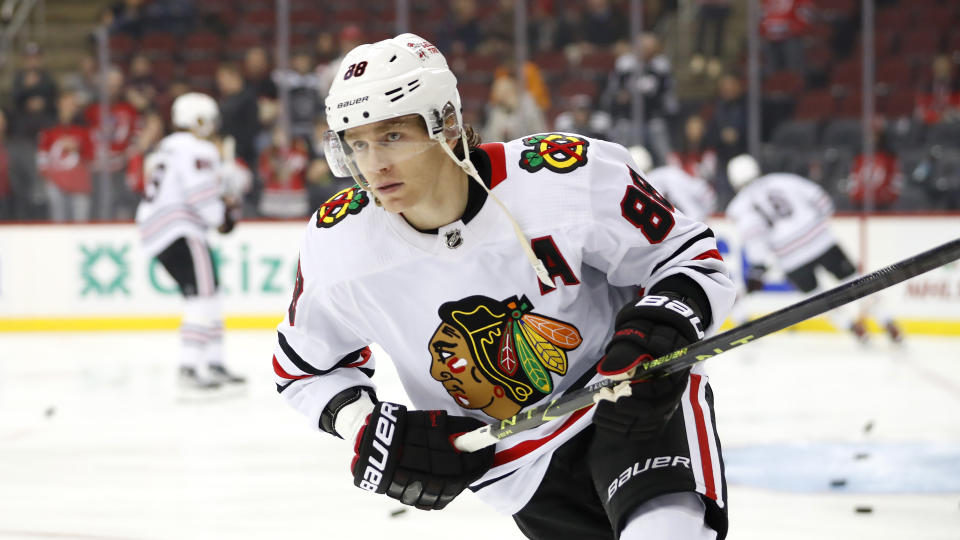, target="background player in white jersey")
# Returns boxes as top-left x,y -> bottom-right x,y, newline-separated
628,145 -> 717,223
135,92 -> 248,390
274,34 -> 735,539
725,154 -> 902,342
